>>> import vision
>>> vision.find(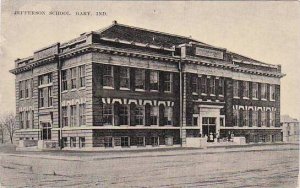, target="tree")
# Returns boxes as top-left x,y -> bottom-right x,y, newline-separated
0,121 -> 4,144
1,113 -> 17,144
